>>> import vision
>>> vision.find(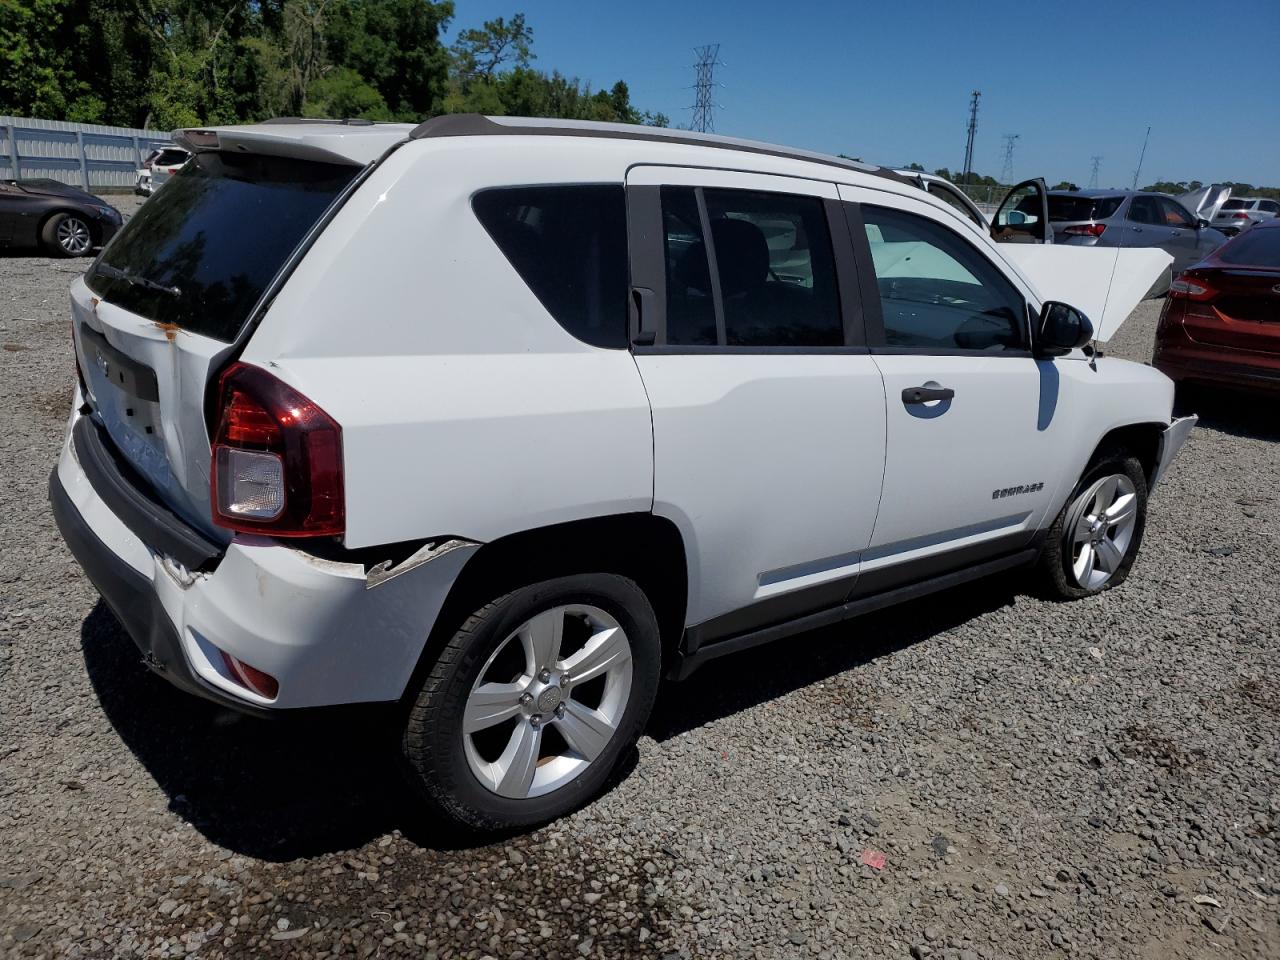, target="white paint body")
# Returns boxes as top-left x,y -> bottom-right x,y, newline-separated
57,120 -> 1182,710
